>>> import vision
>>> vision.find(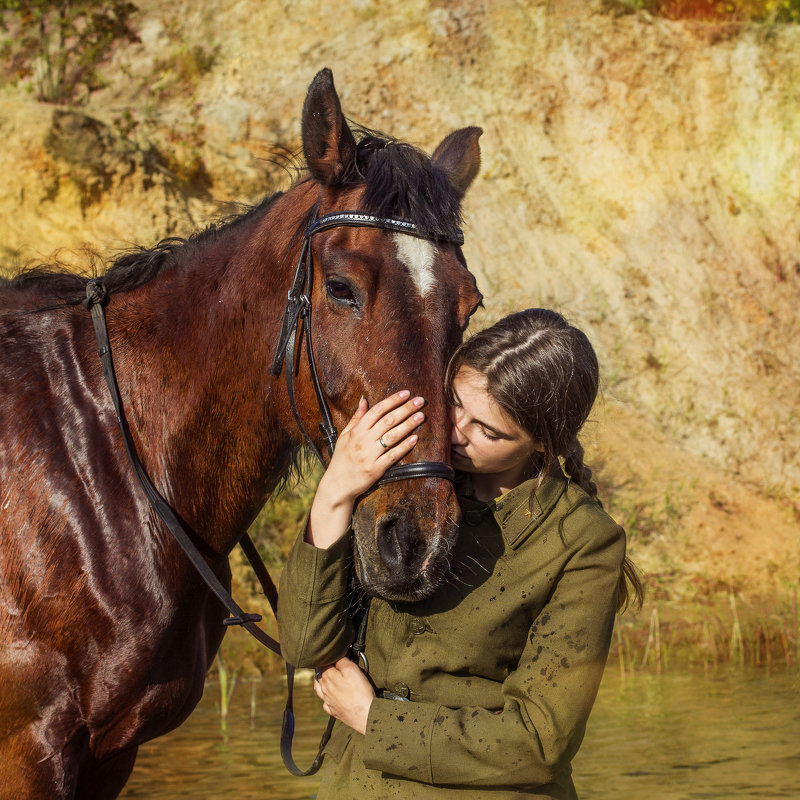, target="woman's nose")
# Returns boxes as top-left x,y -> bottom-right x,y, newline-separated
450,420 -> 467,445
